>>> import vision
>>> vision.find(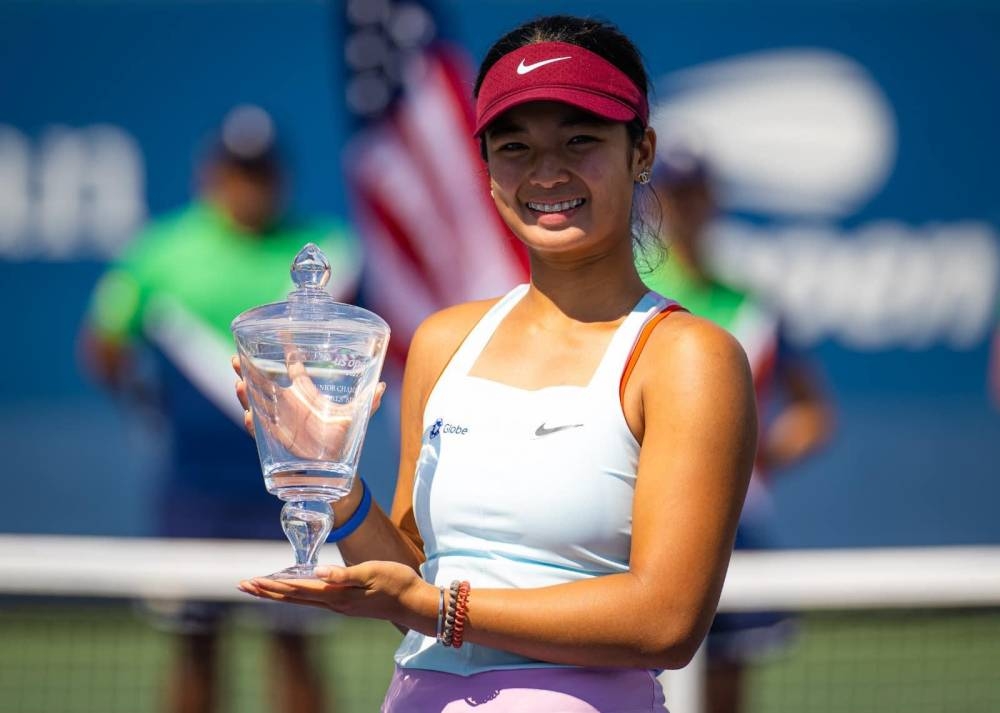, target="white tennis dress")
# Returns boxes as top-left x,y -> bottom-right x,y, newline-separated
395,284 -> 678,675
